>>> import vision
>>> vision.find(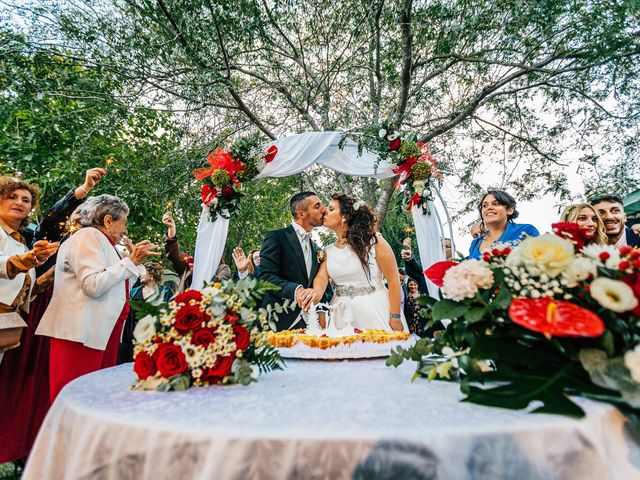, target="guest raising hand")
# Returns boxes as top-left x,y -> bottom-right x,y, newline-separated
37,194 -> 159,401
